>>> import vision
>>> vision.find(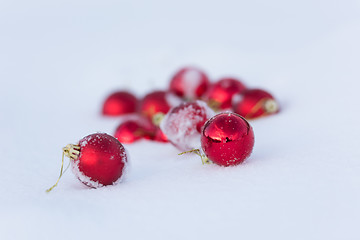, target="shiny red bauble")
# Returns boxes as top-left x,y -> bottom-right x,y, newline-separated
169,67 -> 210,100
70,133 -> 127,187
160,100 -> 214,151
102,91 -> 138,116
201,112 -> 254,166
140,90 -> 176,120
205,78 -> 246,110
232,89 -> 279,119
